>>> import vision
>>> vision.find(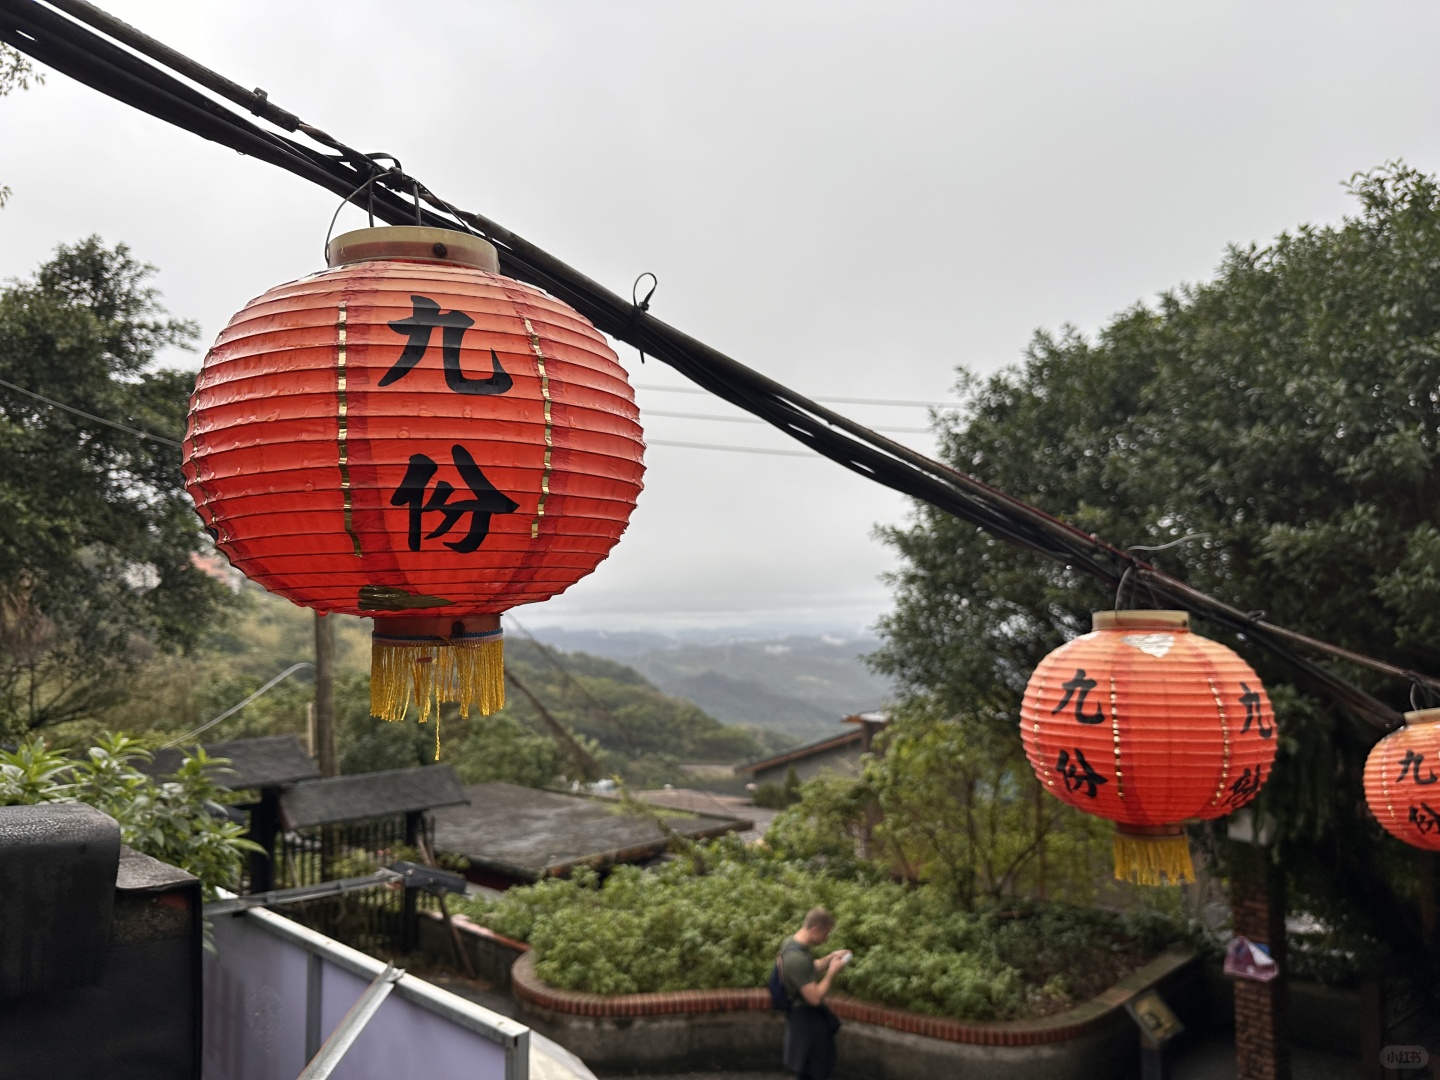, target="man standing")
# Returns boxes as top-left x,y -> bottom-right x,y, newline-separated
779,907 -> 849,1080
